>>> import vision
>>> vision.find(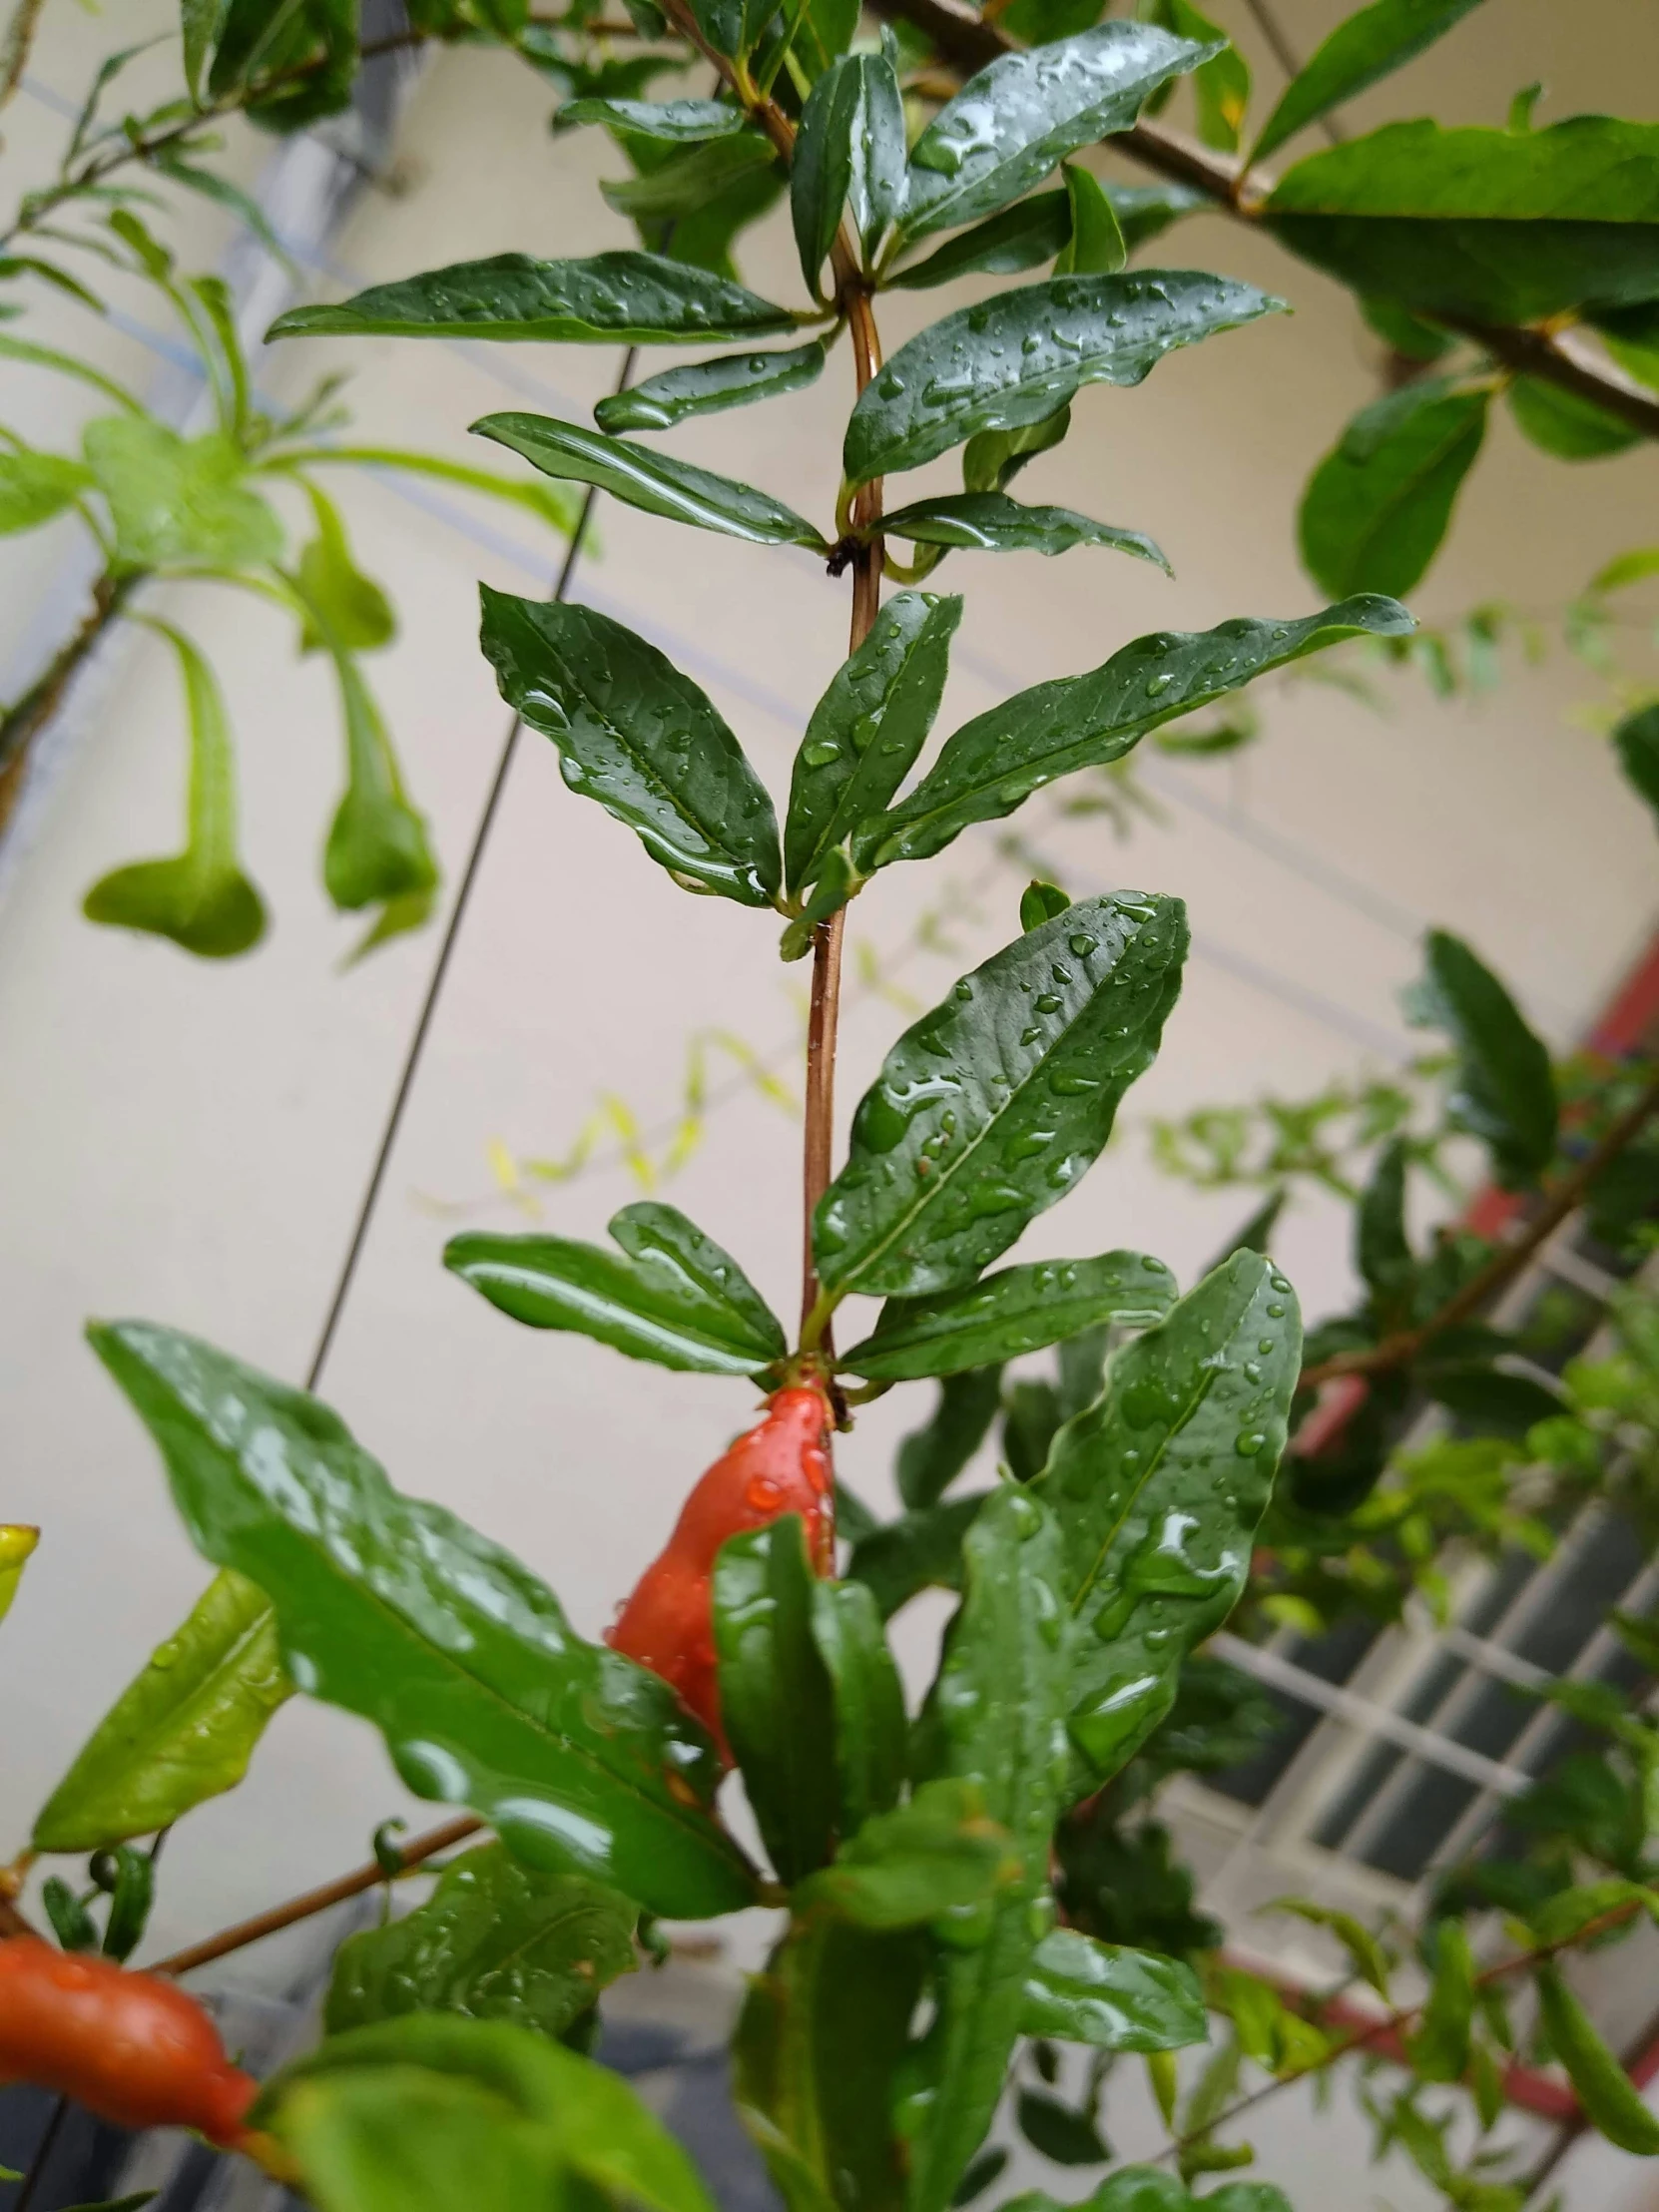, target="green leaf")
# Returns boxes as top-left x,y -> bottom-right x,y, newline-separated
714,1516 -> 837,1885
268,252 -> 801,344
1407,1919 -> 1474,2082
962,403 -> 1073,495
601,135 -> 781,224
1508,376 -> 1641,460
897,22 -> 1219,246
844,270 -> 1281,483
272,445 -> 587,539
1044,1252 -> 1302,1786
296,482 -> 395,655
150,155 -> 301,279
445,1202 -> 785,1376
1142,0 -> 1247,152
1405,928 -> 1558,1183
260,2015 -> 721,2212
43,1879 -> 99,1951
809,1577 -> 907,1832
89,1323 -> 757,1919
595,341 -> 826,433
313,633 -> 439,916
479,588 -> 782,906
99,1845 -> 156,1962
784,589 -> 961,896
1360,293 -> 1454,360
856,596 -> 1412,869
1534,1962 -> 1659,2155
886,193 -> 1071,292
1014,2089 -> 1108,2166
1613,703 -> 1659,831
0,1525 -> 37,1626
793,51 -> 906,289
32,1569 -> 289,1853
798,1777 -> 1014,1928
814,896 -> 1187,1303
1107,181 -> 1211,252
325,1844 -> 637,2039
1019,1929 -> 1207,2050
473,412 -> 827,551
1298,378 -> 1489,600
1250,0 -> 1485,165
210,0 -> 357,132
840,1253 -> 1177,1382
1267,1900 -> 1390,1998
1268,118 -> 1659,321
876,491 -> 1167,569
1356,1135 -> 1412,1306
82,619 -> 267,959
561,95 -> 748,139
0,447 -> 93,535
846,1492 -> 988,1619
908,1487 -> 1073,2212
1022,880 -> 1073,932
1420,1360 -> 1565,1433
82,416 -> 281,571
896,1372 -> 1004,1511
182,0 -> 227,100
0,330 -> 145,412
1054,163 -> 1126,276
